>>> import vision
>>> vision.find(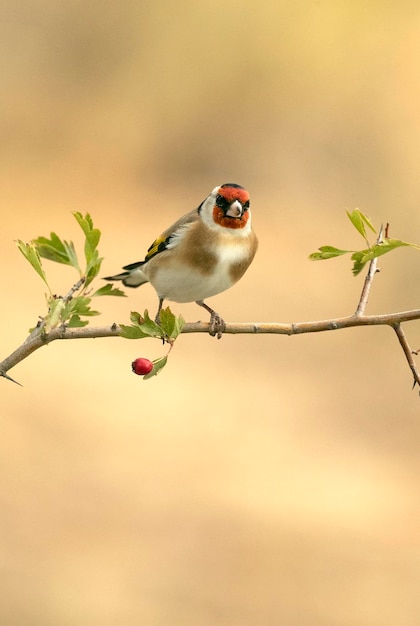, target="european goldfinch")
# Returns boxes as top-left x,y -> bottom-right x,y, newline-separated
104,183 -> 258,338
